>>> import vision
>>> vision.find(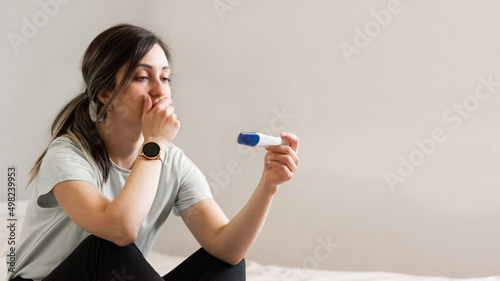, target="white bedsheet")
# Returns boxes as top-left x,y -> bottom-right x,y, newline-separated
146,251 -> 500,281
